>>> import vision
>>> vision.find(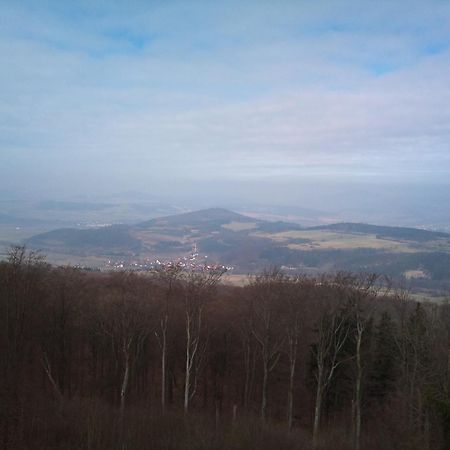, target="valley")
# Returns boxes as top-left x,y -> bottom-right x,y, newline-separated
1,207 -> 445,298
